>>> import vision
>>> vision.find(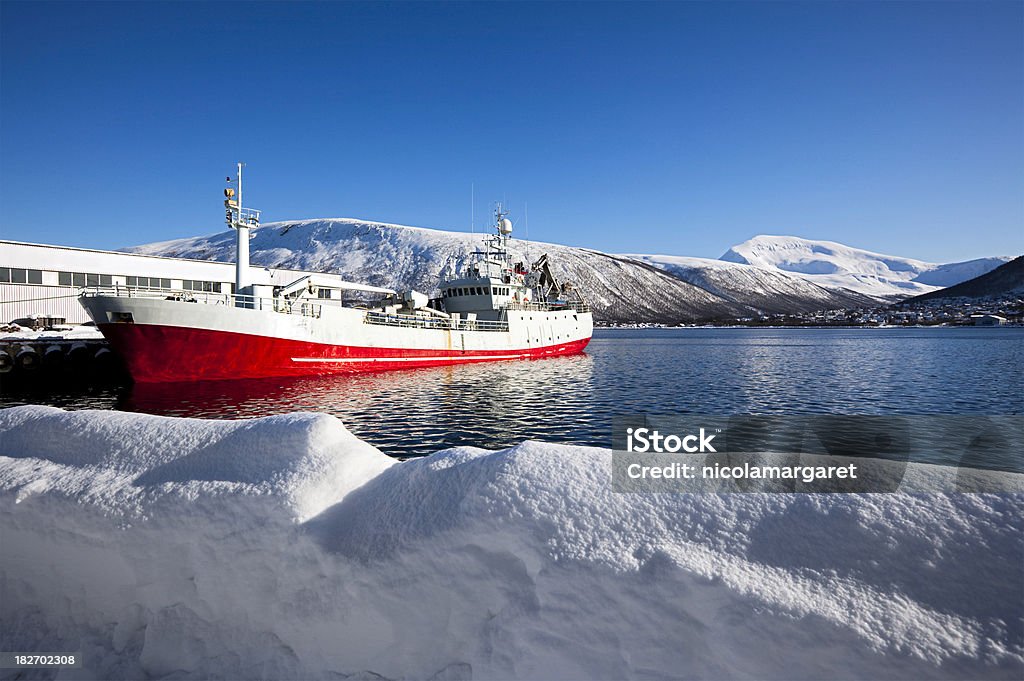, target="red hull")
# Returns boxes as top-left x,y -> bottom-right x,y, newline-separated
99,323 -> 591,383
